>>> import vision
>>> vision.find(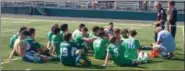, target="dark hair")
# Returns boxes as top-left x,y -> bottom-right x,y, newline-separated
121,28 -> 129,34
169,1 -> 175,6
129,29 -> 137,36
114,28 -> 120,34
19,26 -> 27,34
109,22 -> 113,25
63,33 -> 72,41
97,31 -> 105,37
28,28 -> 36,36
99,27 -> 104,31
110,36 -> 116,43
60,24 -> 68,32
79,23 -> 85,30
51,24 -> 59,32
20,30 -> 29,36
53,27 -> 60,35
92,26 -> 99,32
81,27 -> 88,32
